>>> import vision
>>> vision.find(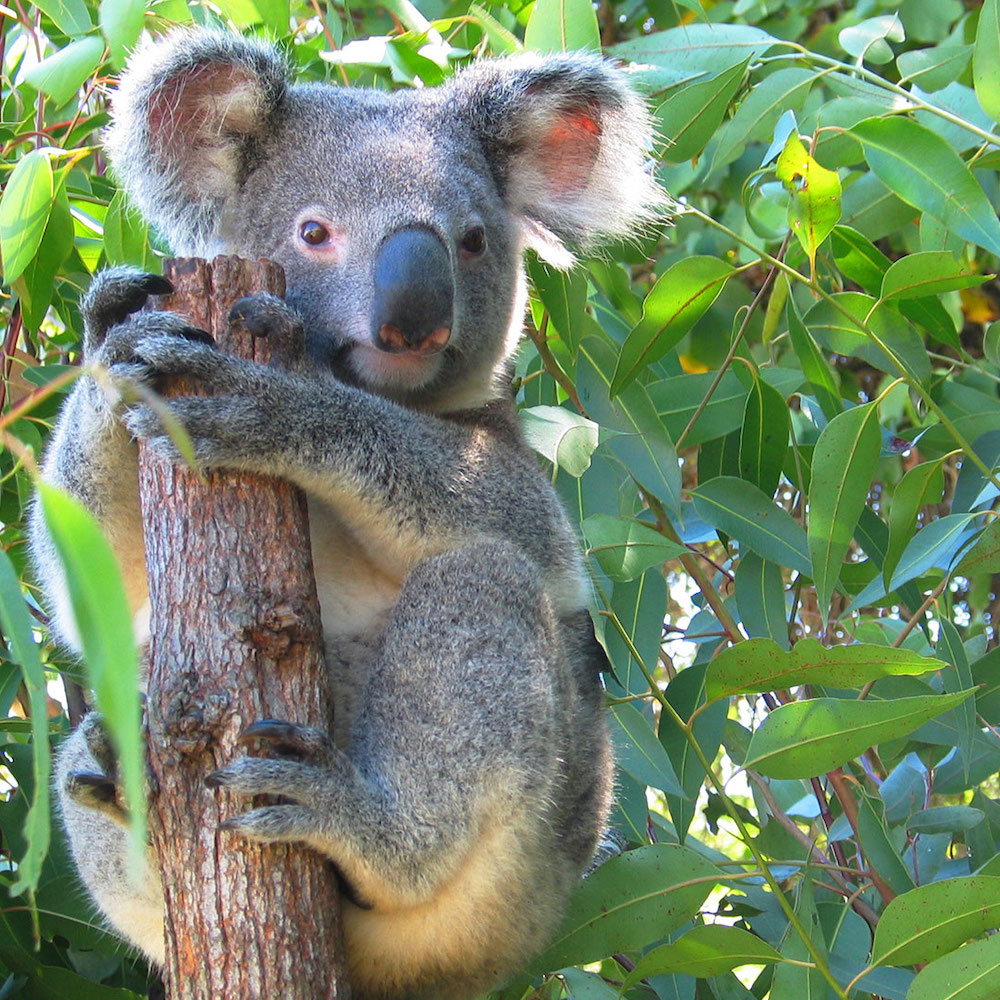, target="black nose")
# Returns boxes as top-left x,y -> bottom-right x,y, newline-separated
372,228 -> 454,354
